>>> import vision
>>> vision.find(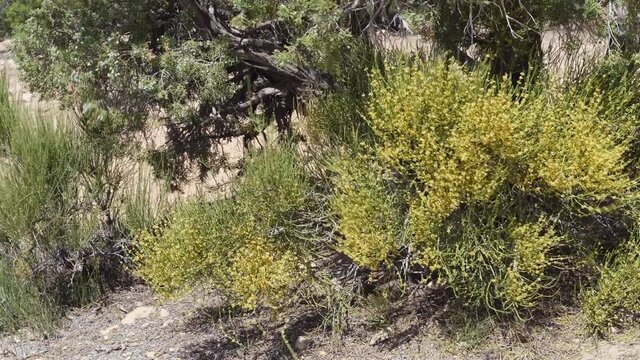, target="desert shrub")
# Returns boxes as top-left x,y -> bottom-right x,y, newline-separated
234,146 -> 308,229
303,42 -> 378,147
583,238 -> 640,334
136,145 -> 311,309
0,110 -> 87,247
136,200 -> 241,297
230,237 -> 303,309
438,205 -> 563,314
305,87 -> 369,147
0,76 -> 135,331
326,59 -> 639,318
0,0 -> 42,35
575,53 -> 640,176
330,155 -> 401,270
